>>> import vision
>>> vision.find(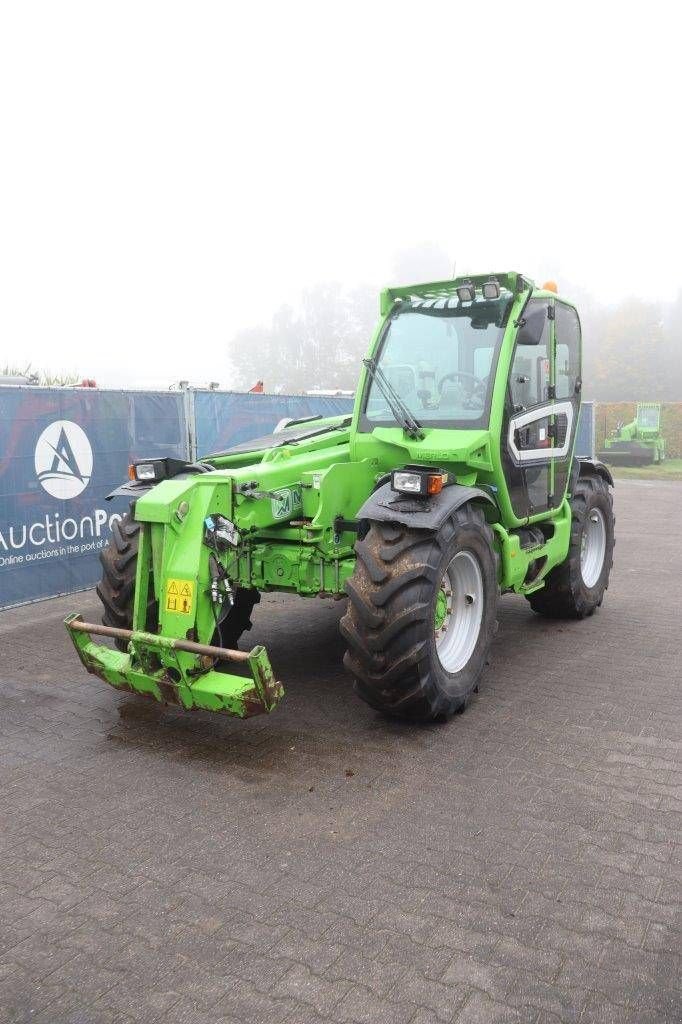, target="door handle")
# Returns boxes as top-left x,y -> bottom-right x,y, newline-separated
507,401 -> 575,464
